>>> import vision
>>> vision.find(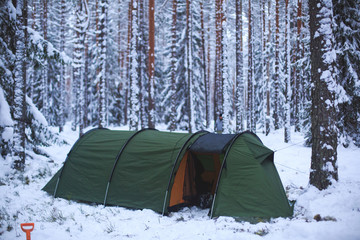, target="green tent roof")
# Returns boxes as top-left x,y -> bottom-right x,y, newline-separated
43,128 -> 293,220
